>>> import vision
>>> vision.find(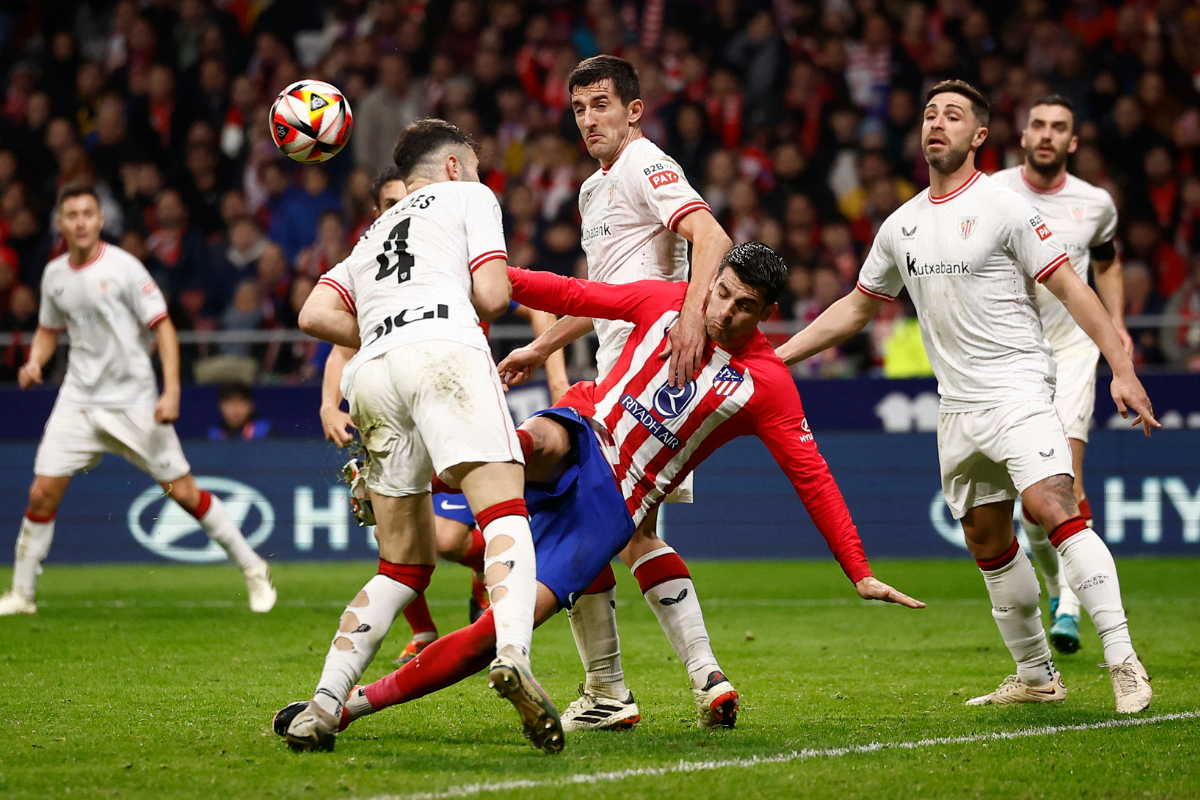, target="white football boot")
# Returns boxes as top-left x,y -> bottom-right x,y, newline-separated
561,683 -> 641,732
966,672 -> 1067,706
694,670 -> 739,729
242,559 -> 276,613
487,654 -> 564,754
284,700 -> 340,752
0,591 -> 36,616
1105,656 -> 1152,714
